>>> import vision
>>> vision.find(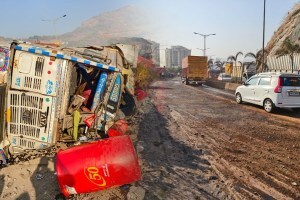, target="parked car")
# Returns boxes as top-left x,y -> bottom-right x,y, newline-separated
235,72 -> 300,113
218,73 -> 231,81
